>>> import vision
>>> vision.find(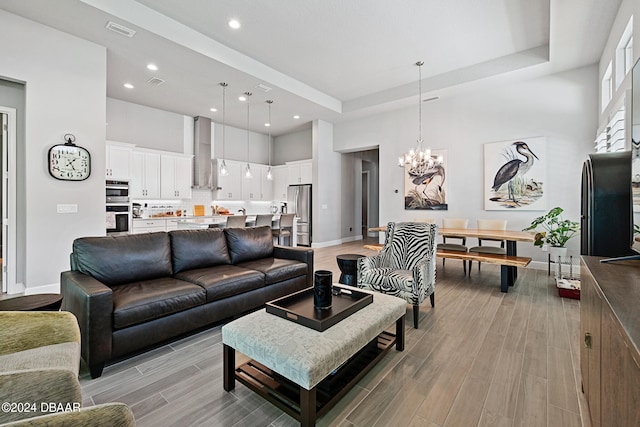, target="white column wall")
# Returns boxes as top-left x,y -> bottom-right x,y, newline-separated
0,10 -> 106,292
